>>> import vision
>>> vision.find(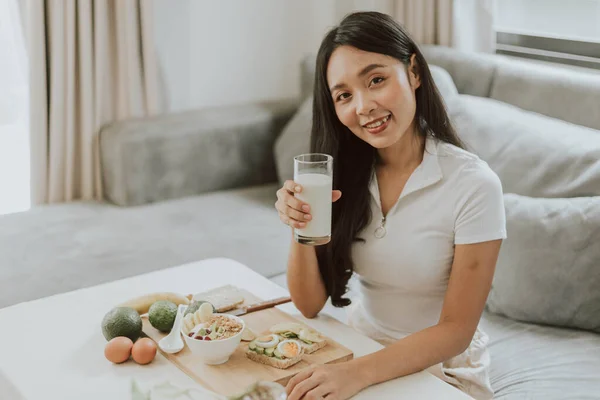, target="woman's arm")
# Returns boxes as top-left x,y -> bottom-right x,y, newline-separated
286,236 -> 328,318
286,239 -> 502,400
354,239 -> 502,385
279,181 -> 343,319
